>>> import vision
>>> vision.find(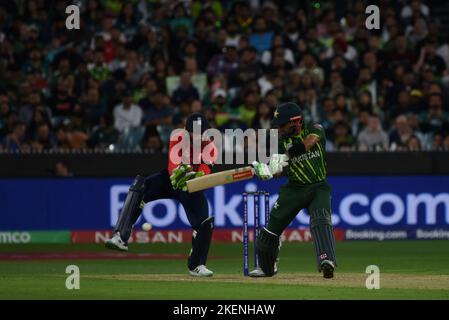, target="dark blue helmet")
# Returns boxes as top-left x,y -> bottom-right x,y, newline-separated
186,113 -> 210,133
271,102 -> 303,128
